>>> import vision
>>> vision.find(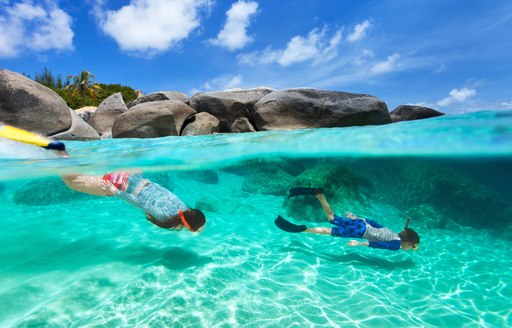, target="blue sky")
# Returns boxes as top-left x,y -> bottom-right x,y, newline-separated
1,0 -> 511,114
